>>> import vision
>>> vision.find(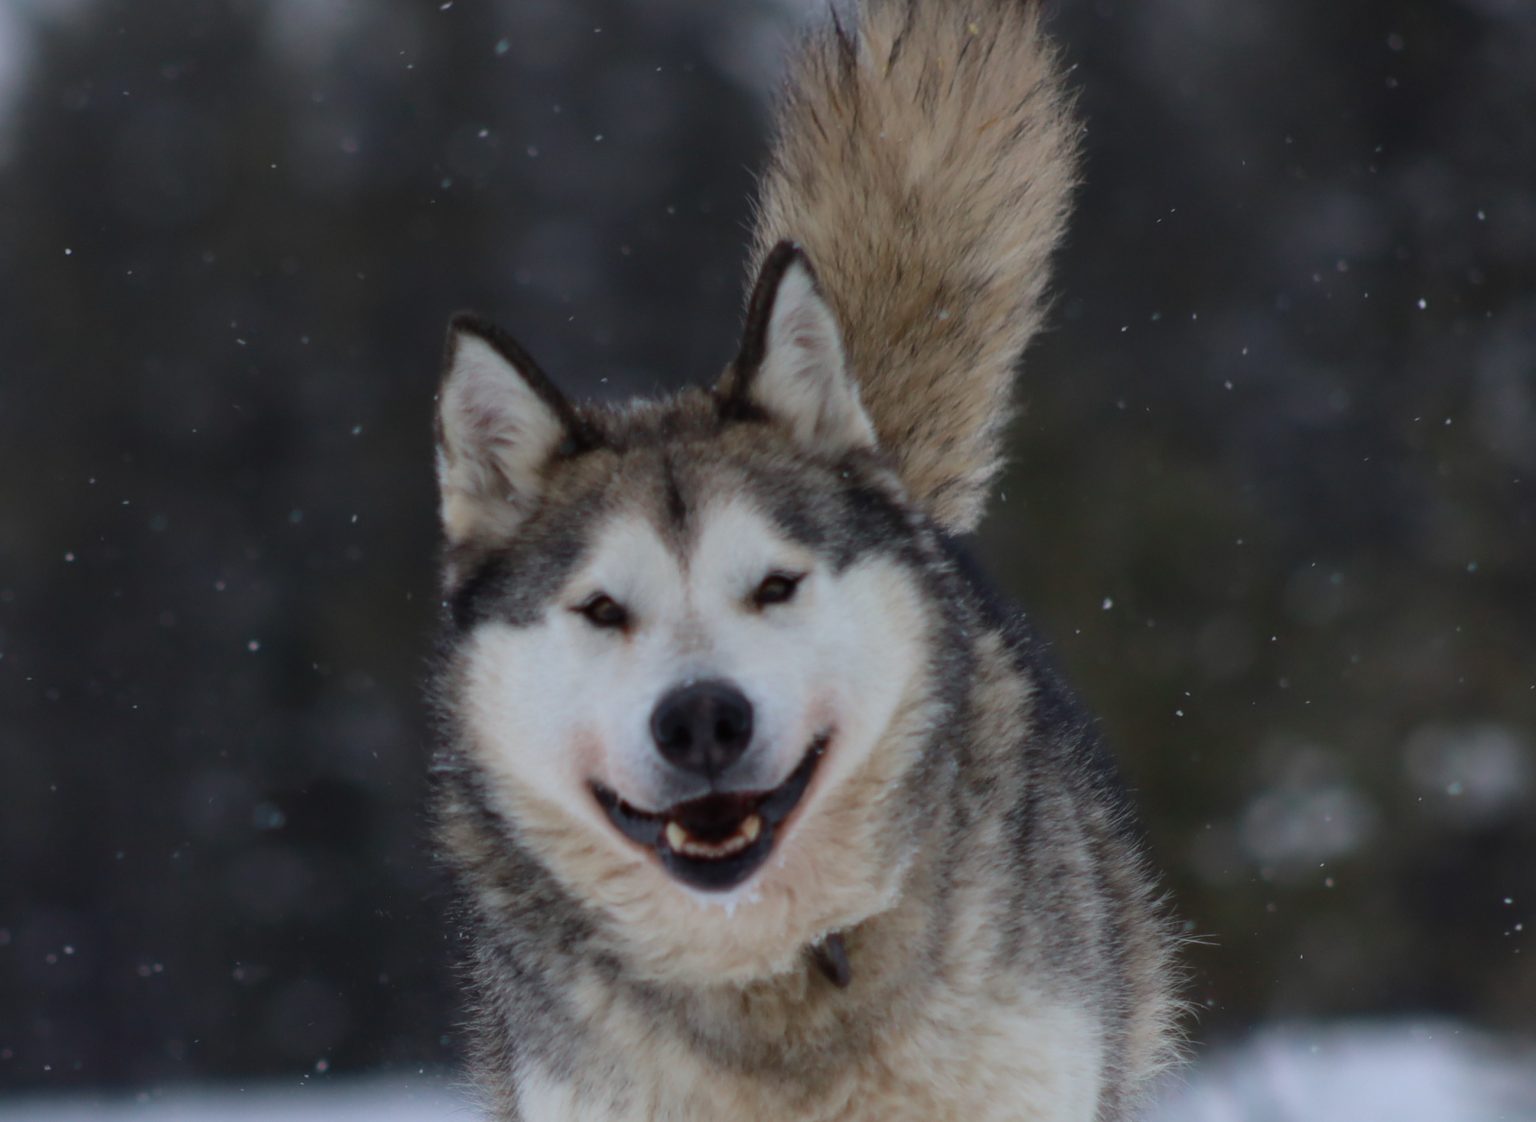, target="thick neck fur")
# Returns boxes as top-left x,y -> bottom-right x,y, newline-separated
446,749 -> 967,1104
